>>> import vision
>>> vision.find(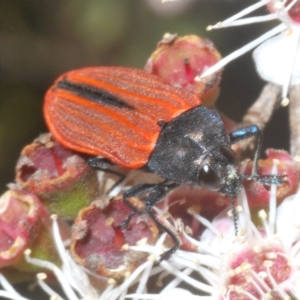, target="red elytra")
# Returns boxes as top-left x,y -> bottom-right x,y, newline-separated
44,67 -> 201,168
